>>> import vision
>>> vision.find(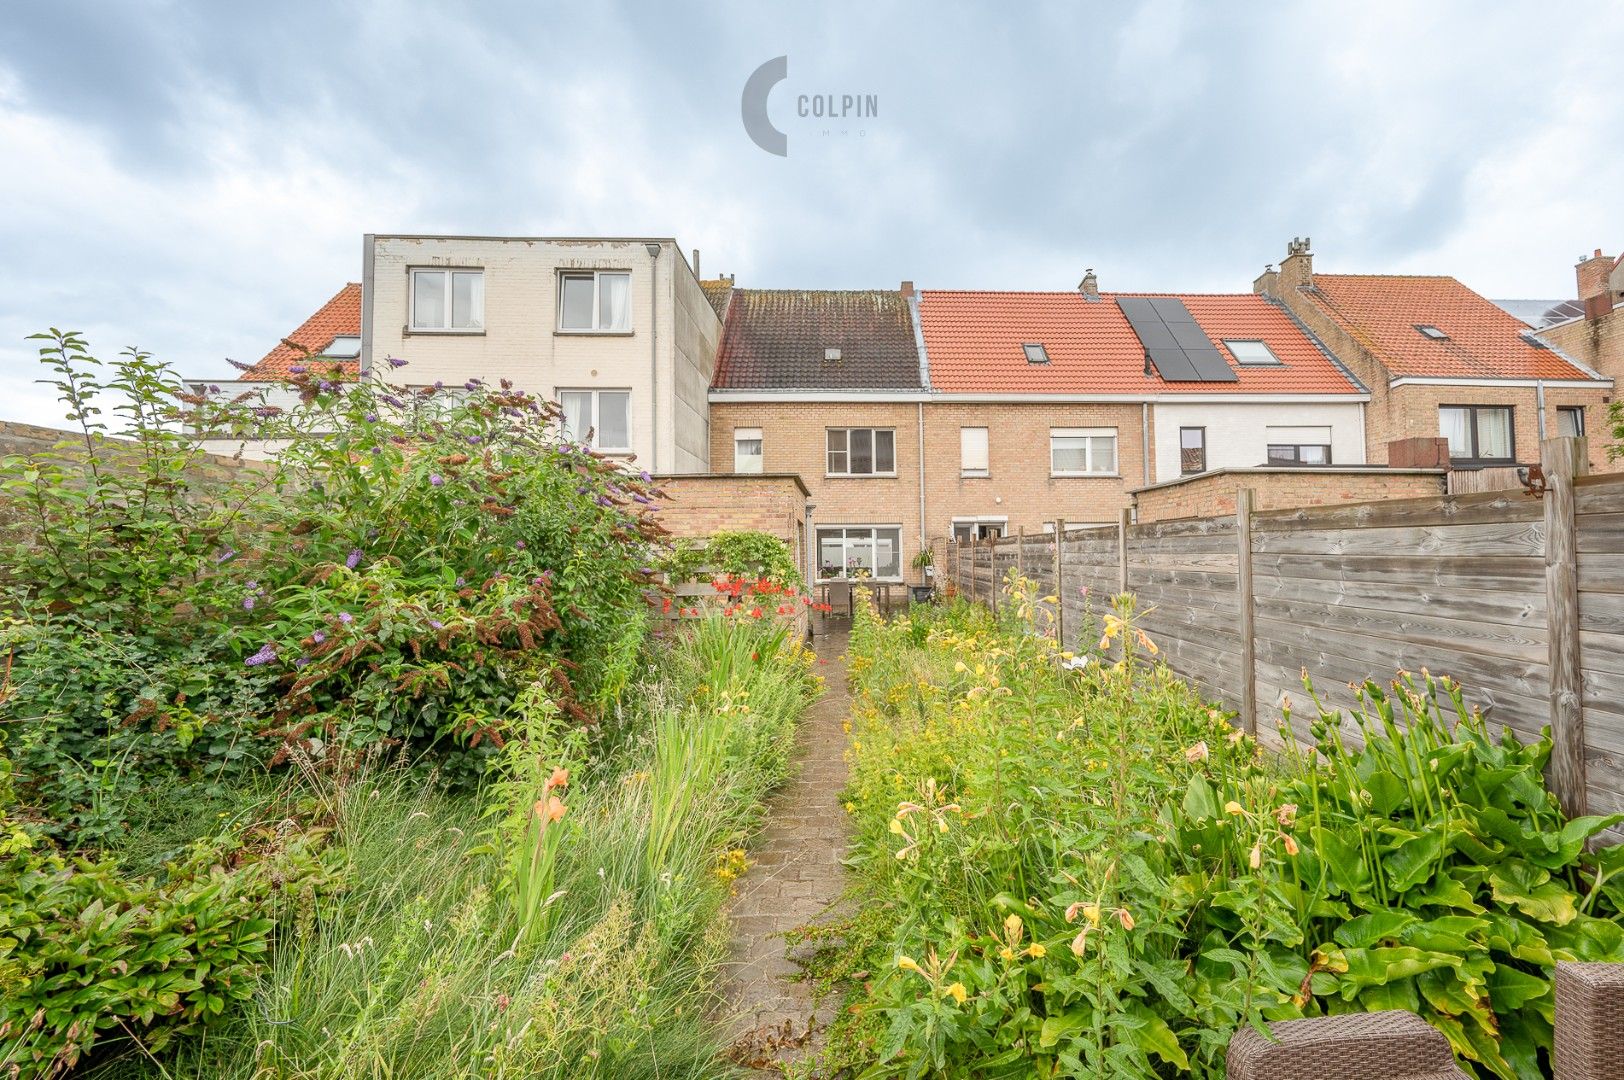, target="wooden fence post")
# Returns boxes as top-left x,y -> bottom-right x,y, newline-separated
989,536 -> 999,616
1016,525 -> 1026,580
1117,507 -> 1131,596
951,539 -> 960,596
1544,436 -> 1588,818
1236,488 -> 1257,737
1053,518 -> 1067,646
